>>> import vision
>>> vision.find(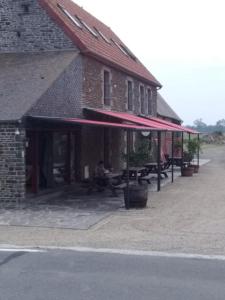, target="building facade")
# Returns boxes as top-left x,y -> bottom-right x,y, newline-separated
0,0 -> 163,202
